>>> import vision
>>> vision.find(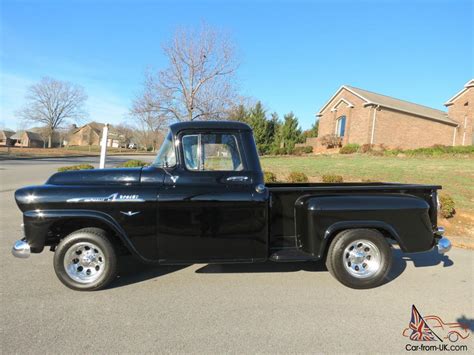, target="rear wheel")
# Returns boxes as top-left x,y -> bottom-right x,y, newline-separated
325,229 -> 392,289
53,228 -> 118,291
